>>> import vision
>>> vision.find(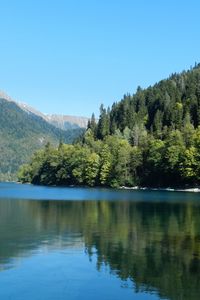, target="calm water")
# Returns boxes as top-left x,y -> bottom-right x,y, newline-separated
0,183 -> 200,299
